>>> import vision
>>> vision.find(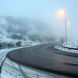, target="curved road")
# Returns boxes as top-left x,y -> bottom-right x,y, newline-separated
7,42 -> 78,77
